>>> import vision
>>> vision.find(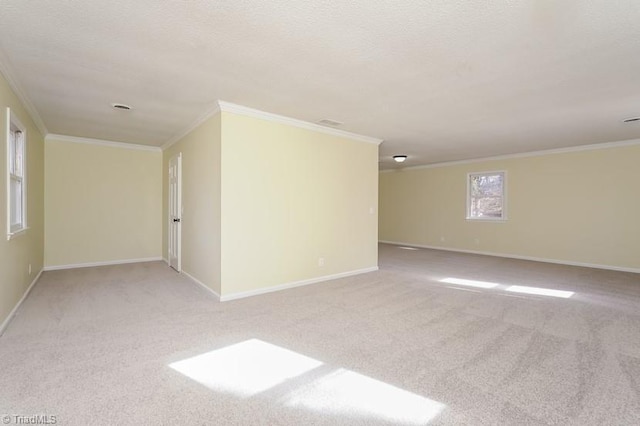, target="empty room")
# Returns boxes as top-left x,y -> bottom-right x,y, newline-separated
1,1 -> 640,425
